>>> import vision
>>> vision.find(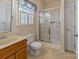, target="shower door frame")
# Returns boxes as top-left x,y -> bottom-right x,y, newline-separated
39,7 -> 60,43
39,10 -> 50,43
